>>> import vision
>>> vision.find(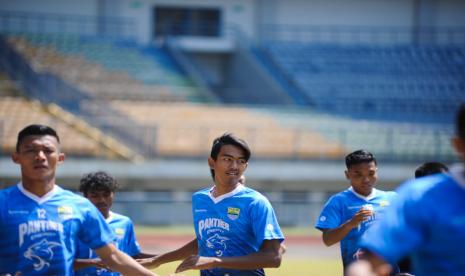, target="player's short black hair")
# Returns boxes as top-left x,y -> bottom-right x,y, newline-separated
345,149 -> 377,169
79,171 -> 119,196
209,133 -> 251,179
415,162 -> 449,178
16,124 -> 60,152
457,103 -> 465,140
